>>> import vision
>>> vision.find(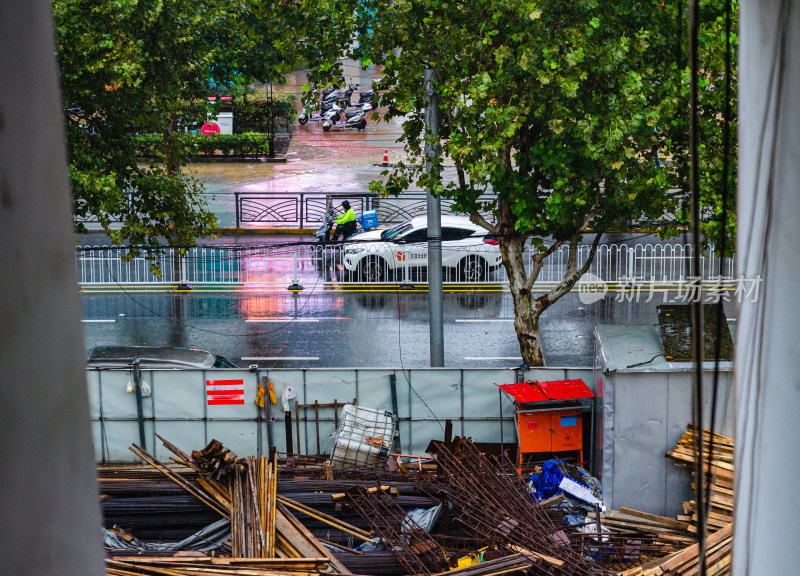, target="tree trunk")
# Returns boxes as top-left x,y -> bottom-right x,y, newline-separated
499,232 -> 548,366
510,283 -> 546,366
